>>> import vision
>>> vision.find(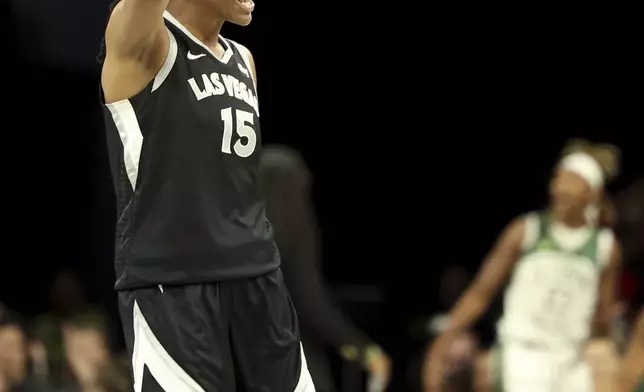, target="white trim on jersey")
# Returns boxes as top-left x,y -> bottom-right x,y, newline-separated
132,301 -> 206,392
521,212 -> 615,270
106,100 -> 144,190
163,11 -> 234,64
152,28 -> 179,92
105,28 -> 176,191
